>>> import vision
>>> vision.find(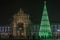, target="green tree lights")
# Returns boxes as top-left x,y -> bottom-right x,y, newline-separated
39,1 -> 52,38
